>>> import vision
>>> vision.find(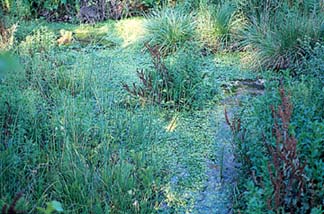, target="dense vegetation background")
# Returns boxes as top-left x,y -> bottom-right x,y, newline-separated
0,0 -> 323,213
